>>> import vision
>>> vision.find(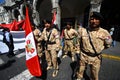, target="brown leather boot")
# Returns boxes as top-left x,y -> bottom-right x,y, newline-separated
52,69 -> 58,77
47,66 -> 52,70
